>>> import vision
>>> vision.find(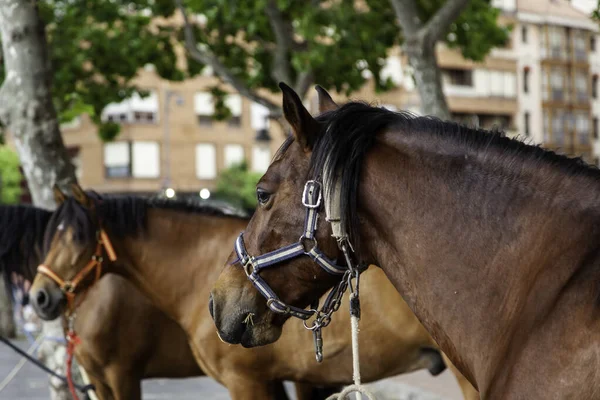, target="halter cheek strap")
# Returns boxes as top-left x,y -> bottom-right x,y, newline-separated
37,229 -> 117,312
